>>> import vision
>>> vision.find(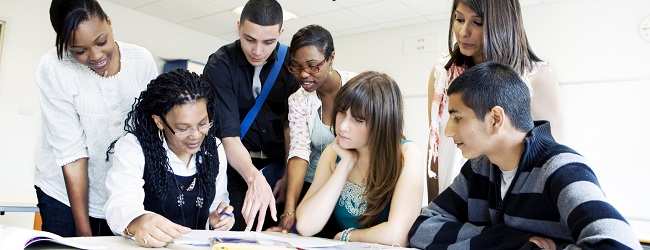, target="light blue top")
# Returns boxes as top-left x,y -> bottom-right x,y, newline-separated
306,114 -> 334,183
